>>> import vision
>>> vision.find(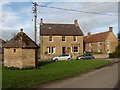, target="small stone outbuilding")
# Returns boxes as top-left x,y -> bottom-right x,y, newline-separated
4,28 -> 39,68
